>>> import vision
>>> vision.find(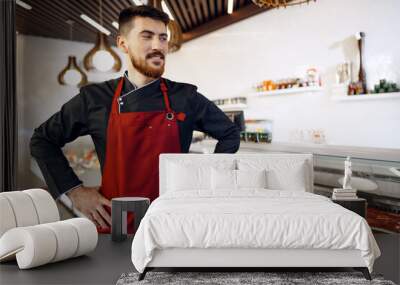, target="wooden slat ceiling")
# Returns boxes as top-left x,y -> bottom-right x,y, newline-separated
16,0 -> 268,45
